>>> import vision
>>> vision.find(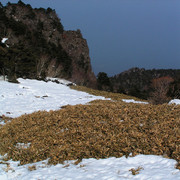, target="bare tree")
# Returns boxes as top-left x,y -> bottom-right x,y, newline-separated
149,76 -> 174,104
0,68 -> 6,80
36,54 -> 49,79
